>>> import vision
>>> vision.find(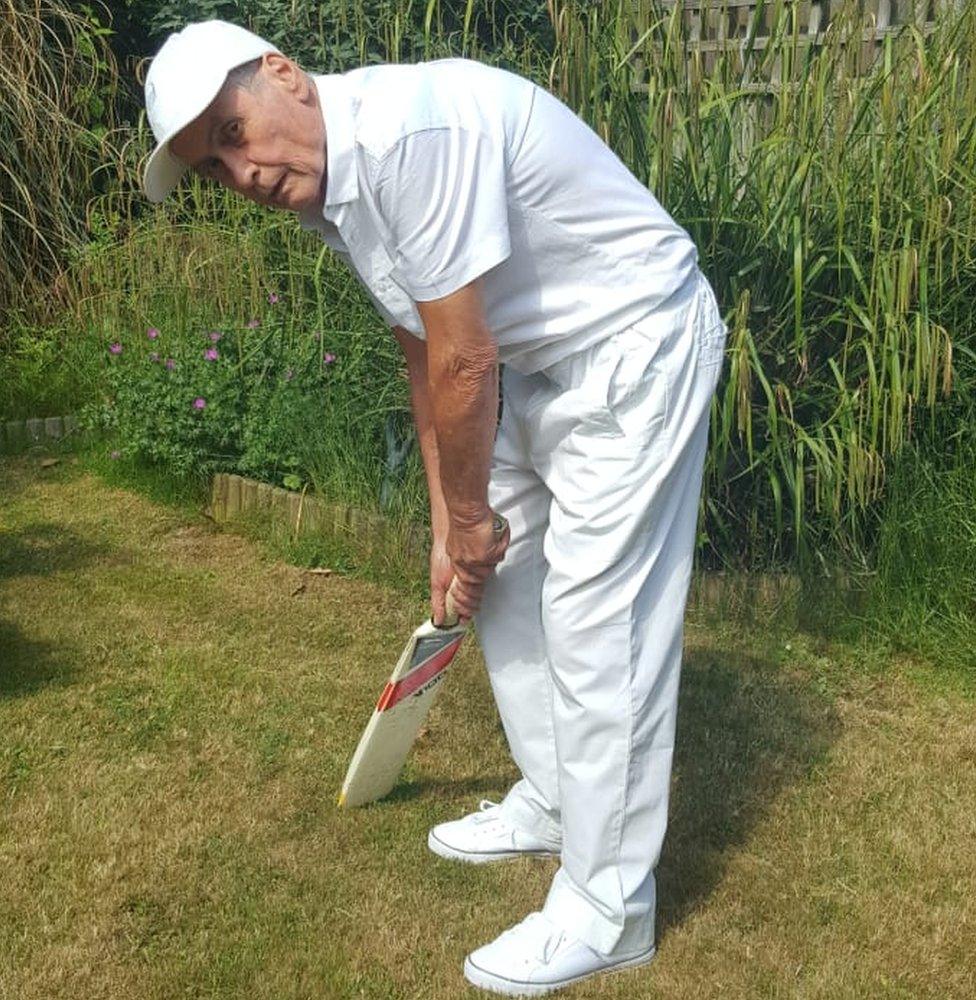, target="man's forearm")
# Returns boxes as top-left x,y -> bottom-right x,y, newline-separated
393,327 -> 450,537
411,283 -> 508,620
426,339 -> 497,528
413,408 -> 451,540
